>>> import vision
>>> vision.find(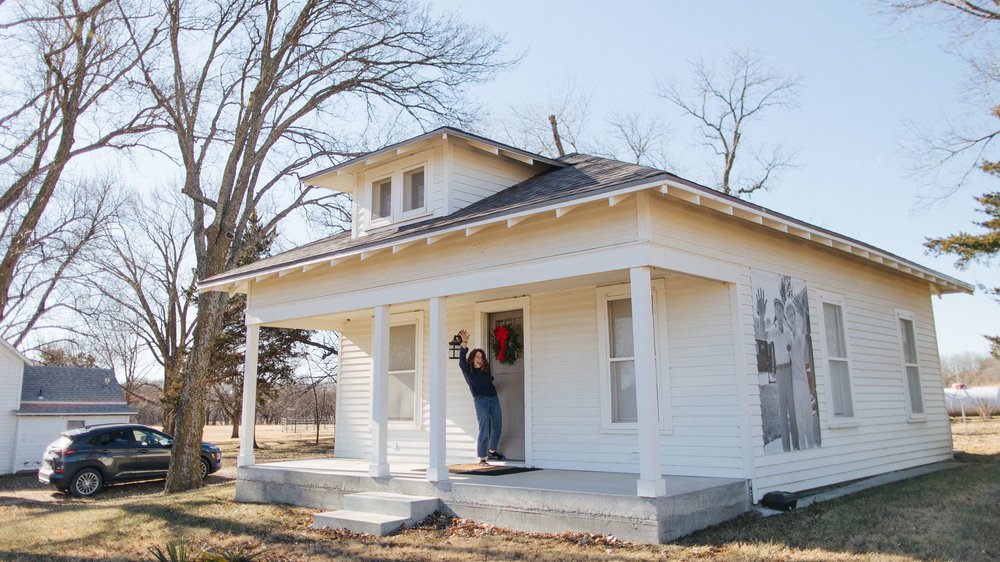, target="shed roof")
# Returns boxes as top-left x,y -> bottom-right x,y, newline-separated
21,365 -> 129,404
200,151 -> 973,295
16,402 -> 137,415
